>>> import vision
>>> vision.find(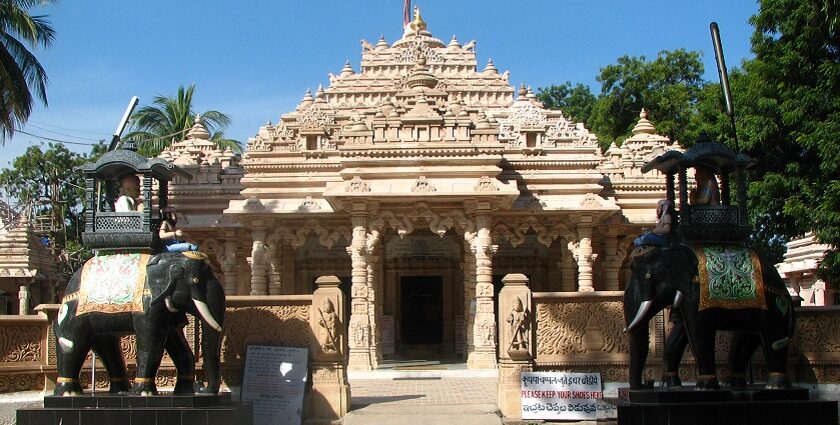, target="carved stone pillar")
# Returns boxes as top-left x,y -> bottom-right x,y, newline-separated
267,242 -> 283,295
462,240 -> 476,360
559,238 -> 577,292
603,236 -> 620,291
308,275 -> 349,421
249,226 -> 268,295
468,213 -> 497,369
347,213 -> 372,370
570,223 -> 597,292
18,284 -> 30,315
367,247 -> 382,368
221,240 -> 239,295
498,273 -> 535,419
